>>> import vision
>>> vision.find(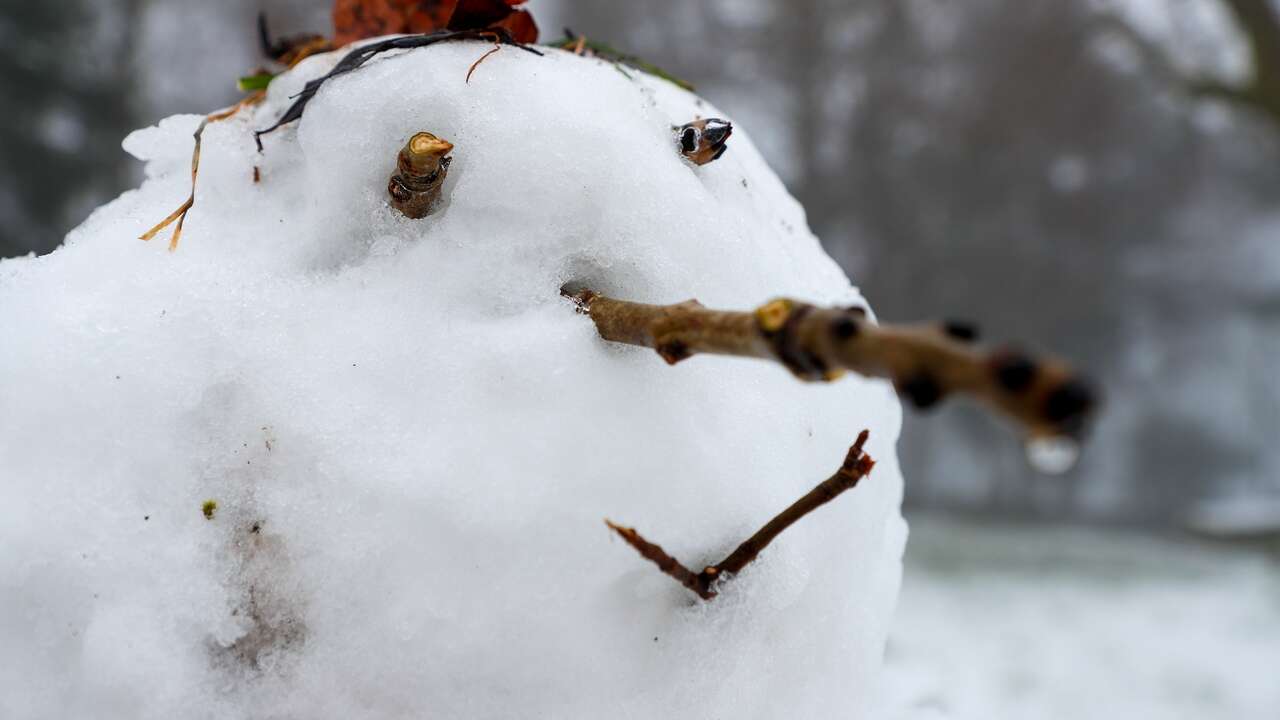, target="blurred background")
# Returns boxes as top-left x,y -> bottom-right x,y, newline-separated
2,0 -> 1277,716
